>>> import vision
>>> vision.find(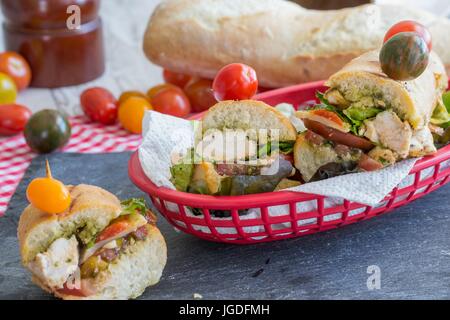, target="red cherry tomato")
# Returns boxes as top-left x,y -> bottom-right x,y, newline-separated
0,52 -> 31,90
152,87 -> 191,118
163,69 -> 192,88
80,87 -> 118,125
146,83 -> 179,102
0,104 -> 32,136
384,20 -> 432,51
212,63 -> 258,101
184,78 -> 217,112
